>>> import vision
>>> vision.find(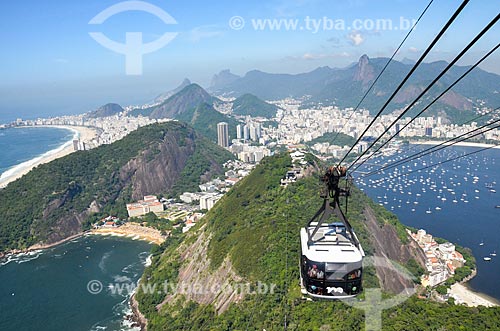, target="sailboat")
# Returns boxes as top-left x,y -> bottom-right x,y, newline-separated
426,208 -> 432,214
